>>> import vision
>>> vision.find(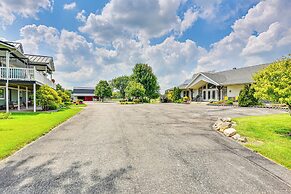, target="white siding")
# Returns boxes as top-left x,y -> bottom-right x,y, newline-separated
227,84 -> 244,98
